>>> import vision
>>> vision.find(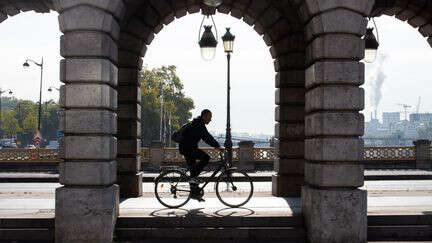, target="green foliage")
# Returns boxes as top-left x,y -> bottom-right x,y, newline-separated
1,110 -> 20,136
139,65 -> 194,146
22,112 -> 38,134
0,97 -> 60,145
0,65 -> 194,147
41,100 -> 60,140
